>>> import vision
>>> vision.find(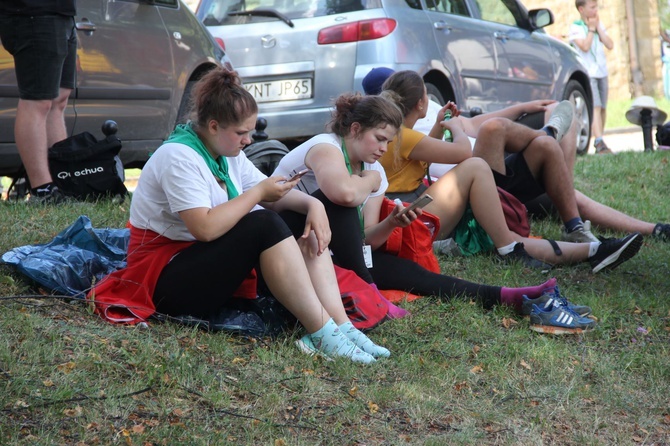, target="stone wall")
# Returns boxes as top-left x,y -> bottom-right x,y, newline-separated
523,0 -> 663,100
